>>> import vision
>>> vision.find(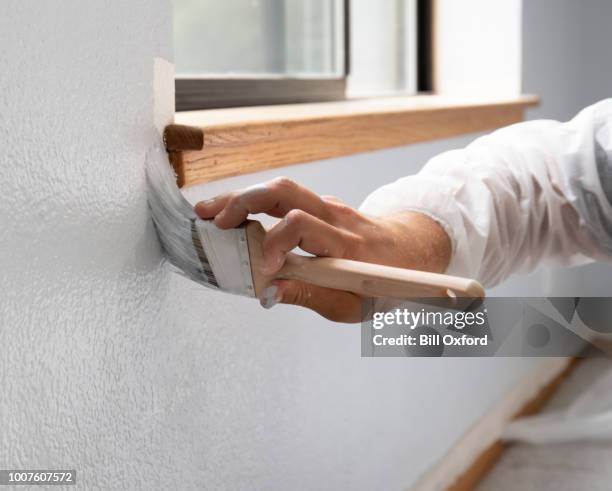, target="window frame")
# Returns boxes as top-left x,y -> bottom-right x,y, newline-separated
175,77 -> 347,111
174,0 -> 432,112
